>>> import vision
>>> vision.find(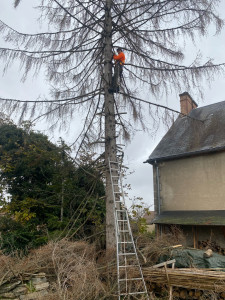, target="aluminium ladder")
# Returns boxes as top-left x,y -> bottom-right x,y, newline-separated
109,159 -> 150,300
